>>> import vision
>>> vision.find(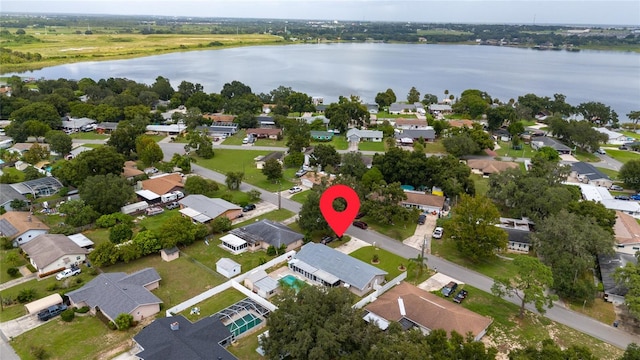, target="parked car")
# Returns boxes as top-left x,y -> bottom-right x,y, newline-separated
242,137 -> 249,144
610,185 -> 624,191
37,304 -> 68,321
289,186 -> 303,194
321,236 -> 336,245
441,281 -> 458,297
432,227 -> 444,239
56,266 -> 81,280
596,148 -> 606,155
295,169 -> 308,177
166,202 -> 180,210
631,194 -> 640,201
242,204 -> 256,212
453,289 -> 468,304
417,214 -> 426,225
619,145 -> 628,150
355,212 -> 366,219
615,195 -> 630,201
353,221 -> 368,230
